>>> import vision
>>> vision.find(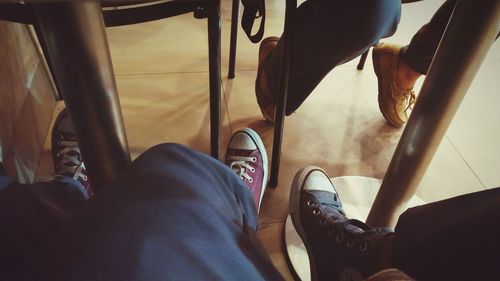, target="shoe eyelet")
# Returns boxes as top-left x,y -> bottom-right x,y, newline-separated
359,242 -> 368,252
346,240 -> 354,248
335,233 -> 344,242
251,157 -> 257,163
82,175 -> 88,181
312,209 -> 321,215
327,229 -> 335,236
248,178 -> 254,183
319,218 -> 327,225
250,167 -> 255,172
306,200 -> 315,207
